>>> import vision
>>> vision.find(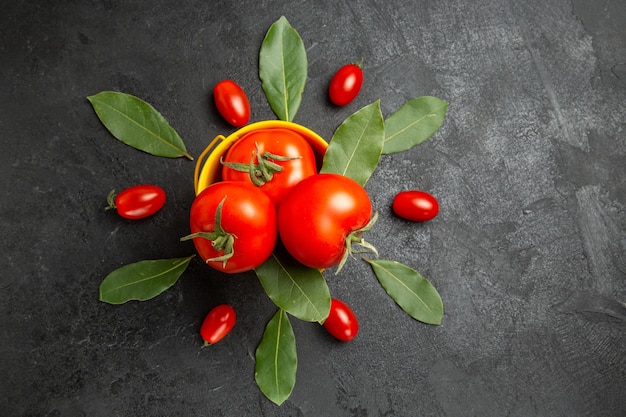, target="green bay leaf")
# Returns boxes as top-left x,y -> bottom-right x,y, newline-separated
383,96 -> 448,155
320,100 -> 385,186
259,16 -> 307,122
255,309 -> 297,406
365,258 -> 443,325
87,91 -> 192,160
255,247 -> 330,323
99,255 -> 195,304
